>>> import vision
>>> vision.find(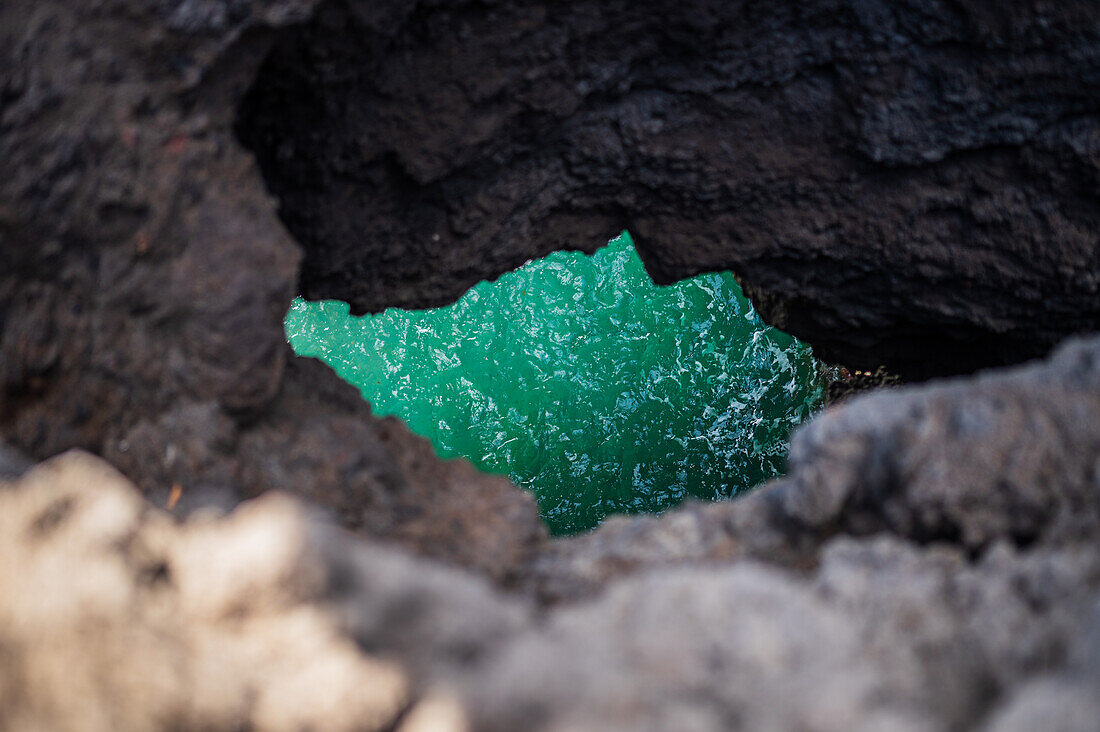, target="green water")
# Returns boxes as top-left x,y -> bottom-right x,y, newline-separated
286,232 -> 825,534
